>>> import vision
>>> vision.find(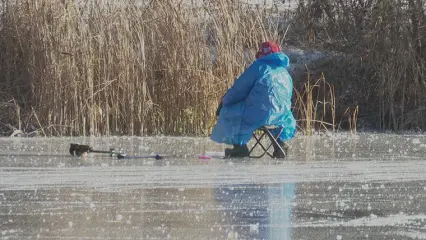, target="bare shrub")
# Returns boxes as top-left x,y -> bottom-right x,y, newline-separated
289,0 -> 426,131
